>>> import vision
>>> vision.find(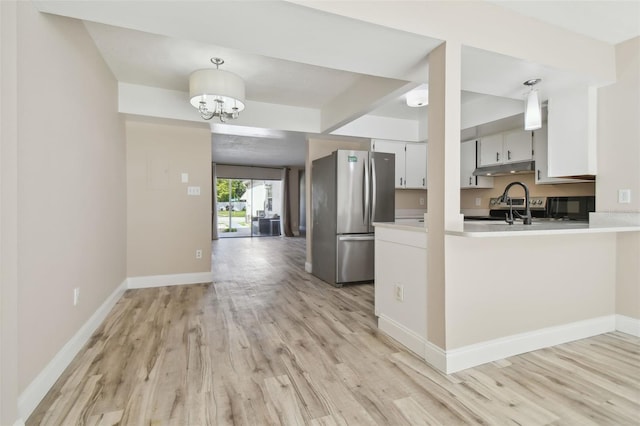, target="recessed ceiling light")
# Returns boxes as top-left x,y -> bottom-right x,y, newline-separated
406,88 -> 429,107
